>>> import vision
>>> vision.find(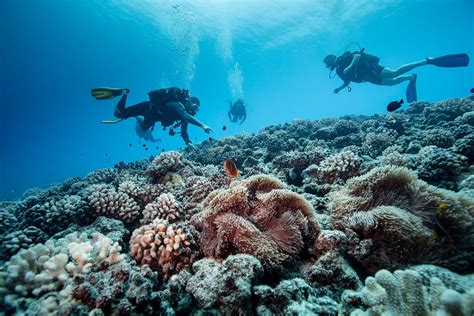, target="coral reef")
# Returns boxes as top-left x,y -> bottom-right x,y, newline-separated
1,97 -> 473,315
